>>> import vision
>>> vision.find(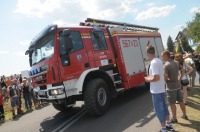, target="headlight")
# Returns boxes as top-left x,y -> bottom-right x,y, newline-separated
53,90 -> 58,95
50,89 -> 64,95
